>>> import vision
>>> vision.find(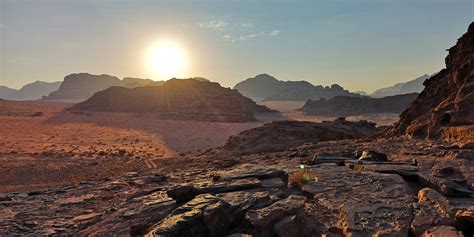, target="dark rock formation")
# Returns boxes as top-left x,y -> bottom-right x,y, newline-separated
233,73 -> 360,101
299,93 -> 419,116
222,119 -> 378,154
371,74 -> 431,98
389,23 -> 474,140
70,79 -> 275,122
42,73 -> 160,102
0,81 -> 61,101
